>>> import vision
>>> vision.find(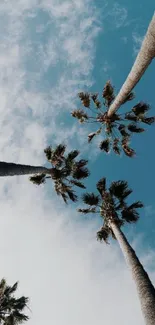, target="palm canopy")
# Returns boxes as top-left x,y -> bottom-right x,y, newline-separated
78,178 -> 143,244
0,279 -> 29,325
71,81 -> 155,158
29,144 -> 90,203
